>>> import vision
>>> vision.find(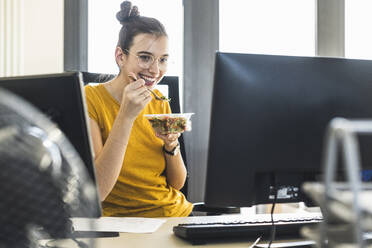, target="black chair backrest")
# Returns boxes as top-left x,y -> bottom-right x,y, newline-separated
79,72 -> 188,195
81,72 -> 115,85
